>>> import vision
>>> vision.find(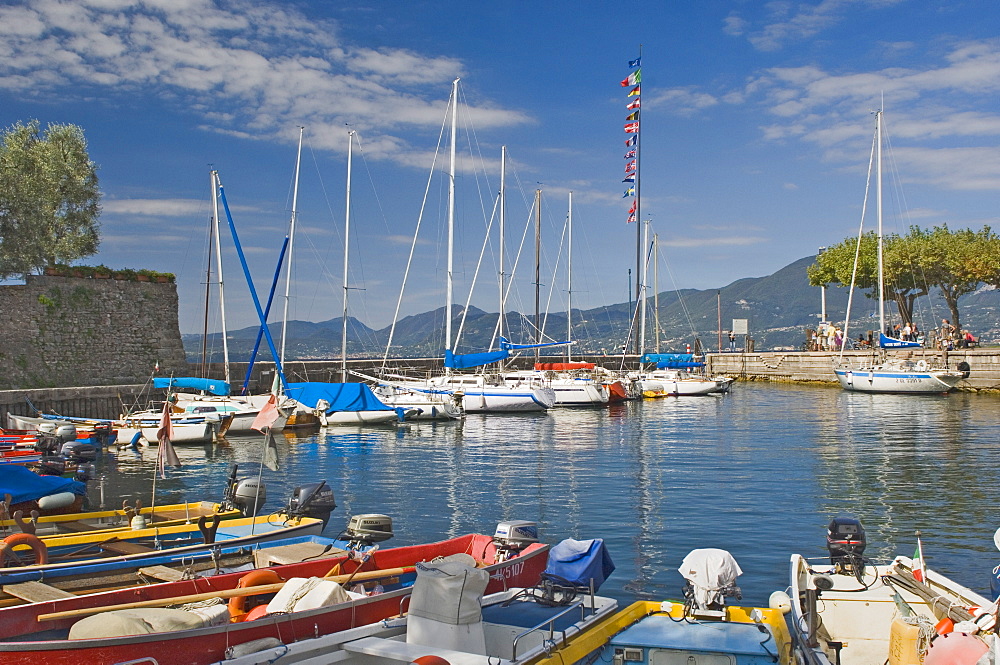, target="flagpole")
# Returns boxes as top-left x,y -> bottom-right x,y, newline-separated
634,43 -> 643,356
